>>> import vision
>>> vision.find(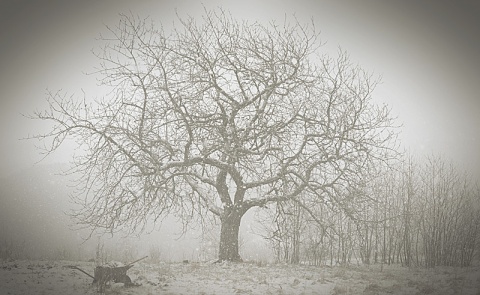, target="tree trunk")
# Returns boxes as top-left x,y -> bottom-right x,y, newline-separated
218,207 -> 243,262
